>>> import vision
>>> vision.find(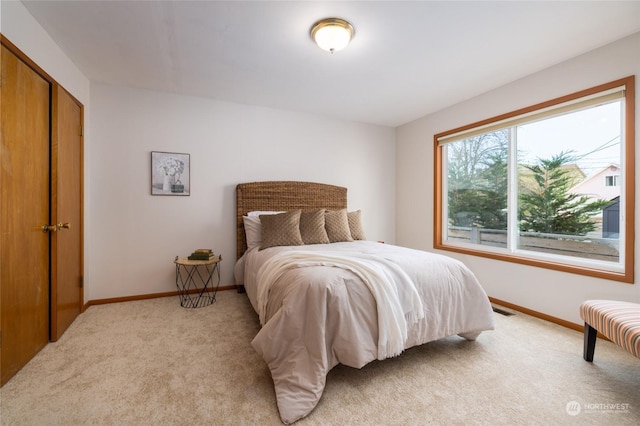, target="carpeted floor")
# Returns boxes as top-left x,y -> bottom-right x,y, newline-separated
1,291 -> 639,425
